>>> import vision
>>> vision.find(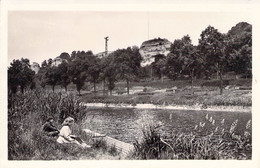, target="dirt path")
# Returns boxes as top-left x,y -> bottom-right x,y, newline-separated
83,103 -> 251,113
